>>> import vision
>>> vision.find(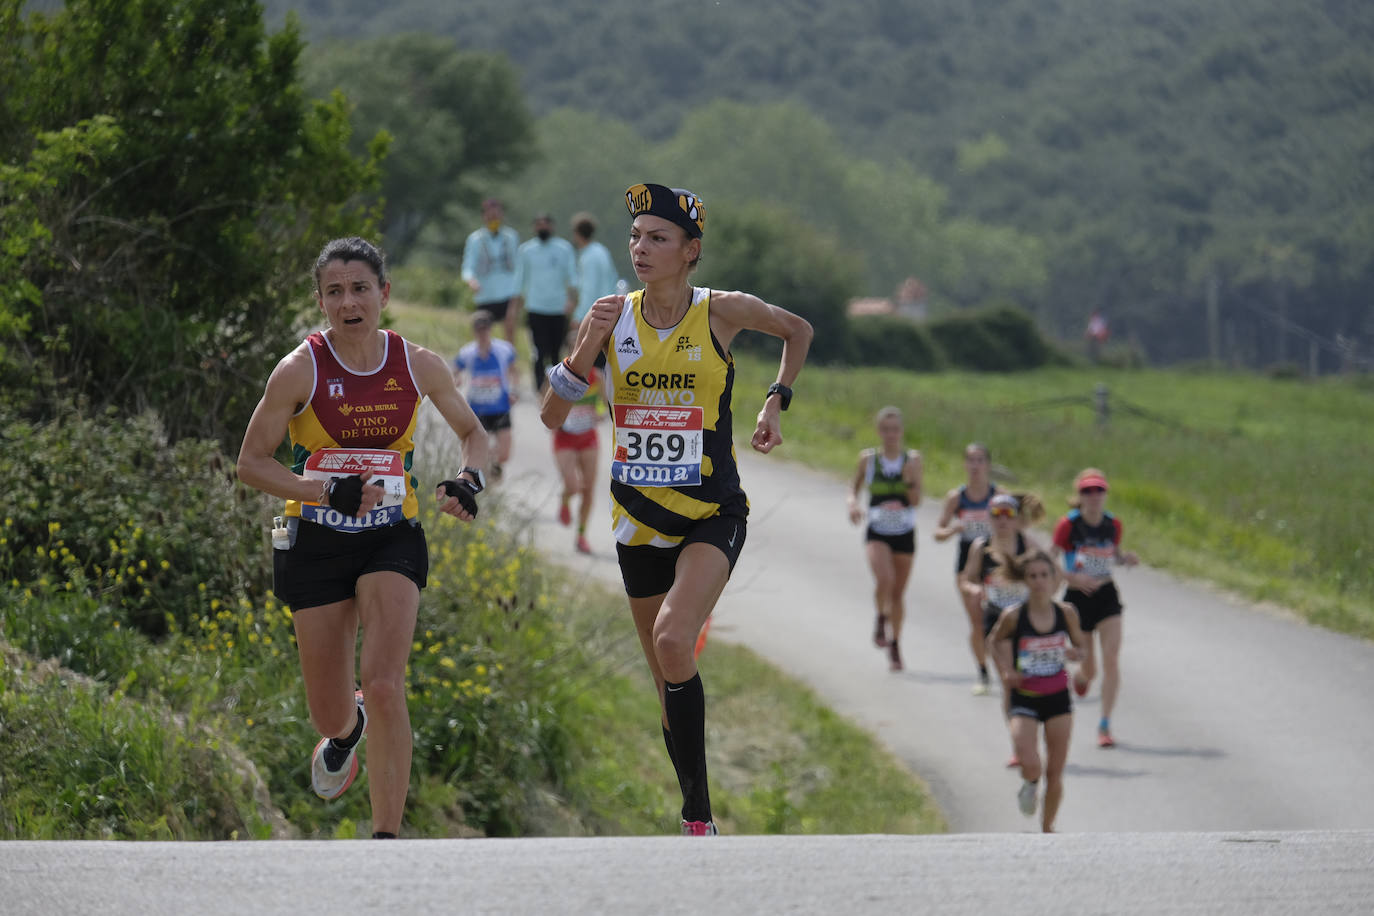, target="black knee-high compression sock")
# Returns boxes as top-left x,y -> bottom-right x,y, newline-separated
662,724 -> 690,800
663,673 -> 710,823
